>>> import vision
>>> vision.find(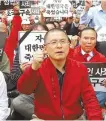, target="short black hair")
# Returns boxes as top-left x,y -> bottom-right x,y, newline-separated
44,28 -> 70,43
79,27 -> 97,38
